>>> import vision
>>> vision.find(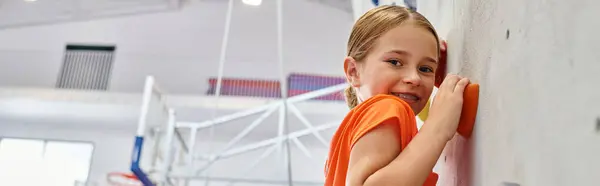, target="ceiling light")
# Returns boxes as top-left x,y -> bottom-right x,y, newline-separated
24,0 -> 37,2
242,0 -> 261,6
